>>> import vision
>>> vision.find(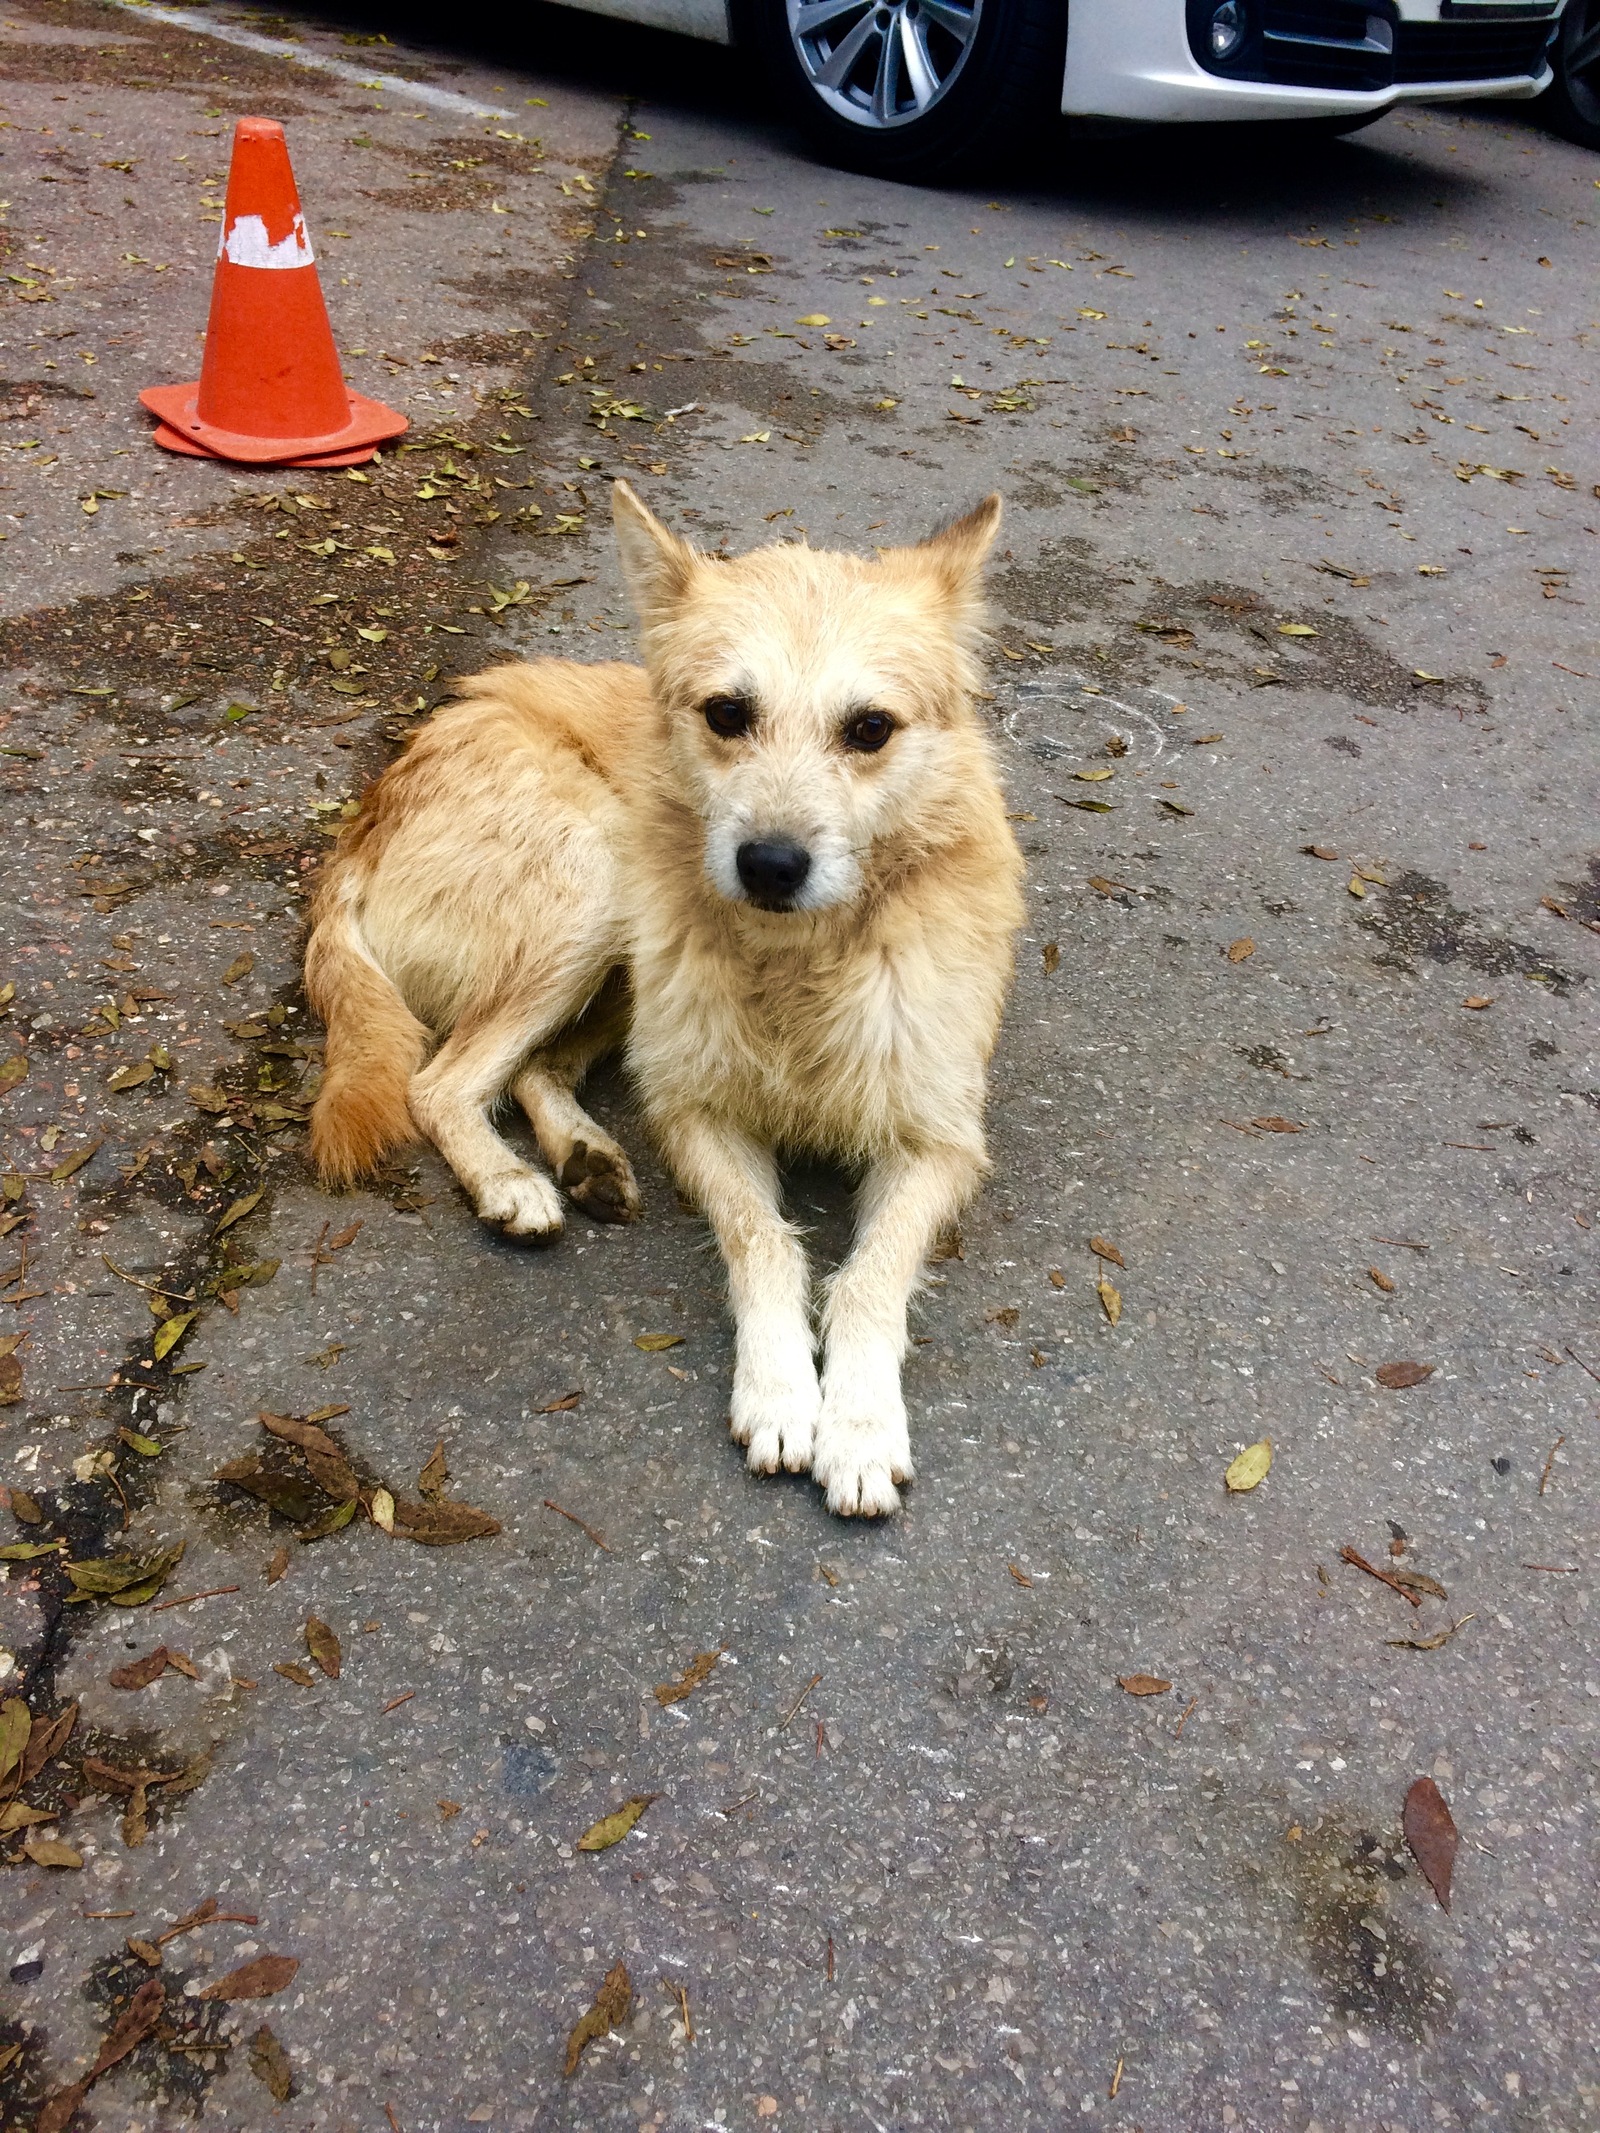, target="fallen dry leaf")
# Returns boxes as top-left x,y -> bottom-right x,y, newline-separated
1302,844 -> 1339,860
36,1977 -> 165,2133
1089,1235 -> 1125,1268
0,1802 -> 56,1832
576,1793 -> 661,1852
109,1648 -> 173,1691
1097,1278 -> 1122,1326
1403,1776 -> 1458,1911
222,952 -> 254,986
22,1837 -> 83,1868
1118,1674 -> 1171,1697
1368,1266 -> 1395,1293
215,1190 -> 263,1234
564,1958 -> 632,2076
370,1485 -> 396,1534
19,1702 -> 76,1785
1224,1439 -> 1272,1492
390,1496 -> 501,1546
1387,1567 -> 1447,1601
151,1311 -> 197,1361
1463,995 -> 1493,1010
266,1547 -> 289,1585
0,1696 -> 30,1785
65,1543 -> 184,1606
1250,1116 -> 1303,1133
1388,1614 -> 1474,1653
200,1954 -> 300,2001
259,1411 -> 359,1502
654,1648 -> 724,1707
249,2024 -> 295,2102
1042,941 -> 1060,974
273,1661 -> 315,1687
1375,1360 -> 1434,1390
633,1333 -> 684,1352
418,1440 -> 450,1499
1227,937 -> 1255,963
305,1616 -> 341,1679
